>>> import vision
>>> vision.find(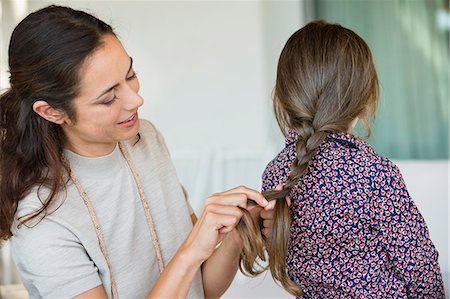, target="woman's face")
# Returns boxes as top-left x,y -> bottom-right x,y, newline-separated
62,34 -> 144,157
